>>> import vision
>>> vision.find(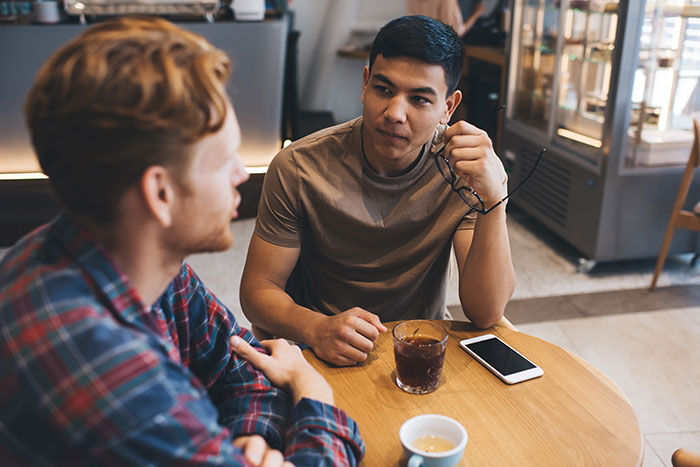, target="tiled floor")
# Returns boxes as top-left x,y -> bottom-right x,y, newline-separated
518,310 -> 700,466
2,210 -> 699,466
